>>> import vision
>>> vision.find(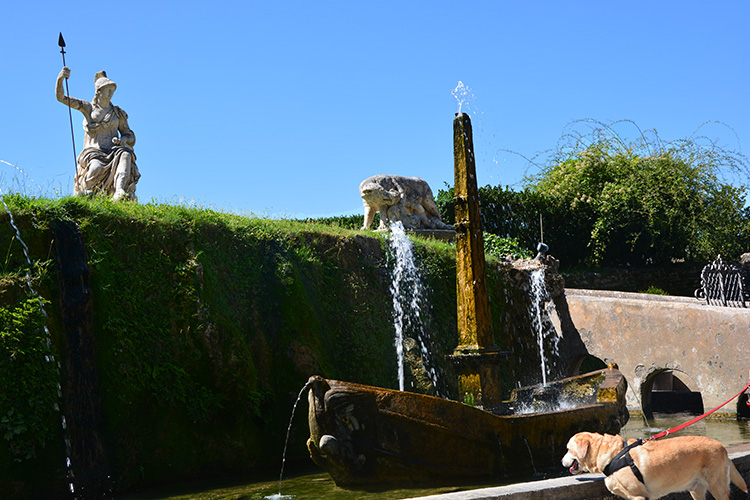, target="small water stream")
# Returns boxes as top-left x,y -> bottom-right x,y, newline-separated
266,382 -> 312,500
0,188 -> 78,497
